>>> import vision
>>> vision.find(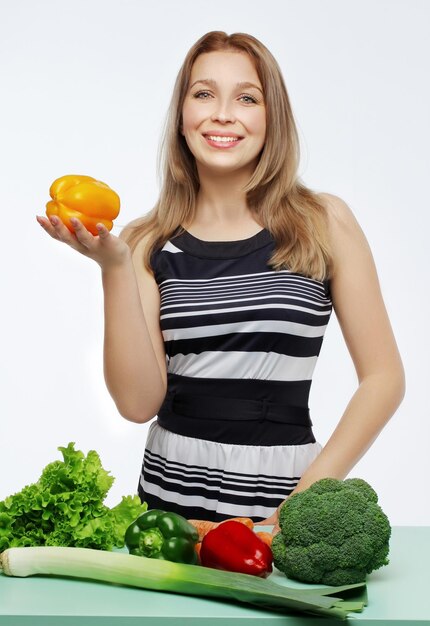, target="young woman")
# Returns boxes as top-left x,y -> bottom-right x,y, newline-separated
36,31 -> 405,529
